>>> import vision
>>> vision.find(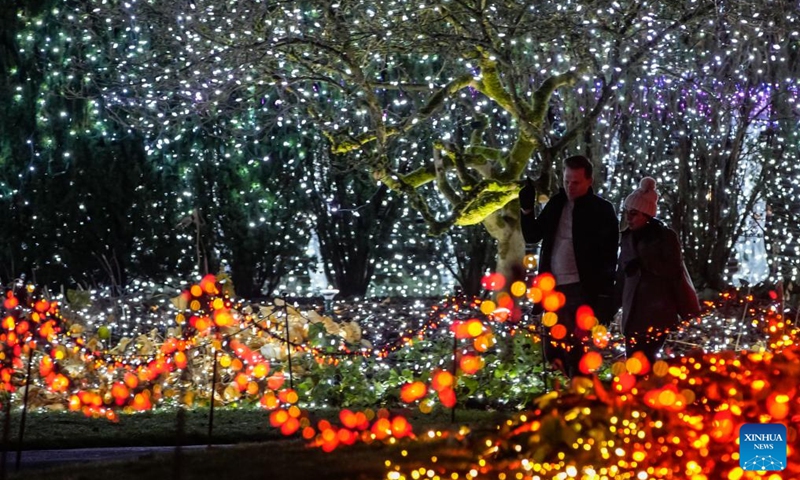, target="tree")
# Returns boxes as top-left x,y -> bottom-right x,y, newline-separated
0,0 -> 192,289
5,0 -> 793,296
550,3 -> 800,290
1,0 -> 312,294
156,128 -> 313,298
443,226 -> 496,298
58,0 -> 728,282
307,147 -> 401,298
